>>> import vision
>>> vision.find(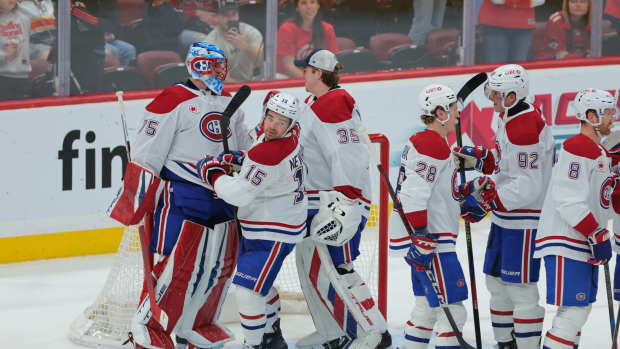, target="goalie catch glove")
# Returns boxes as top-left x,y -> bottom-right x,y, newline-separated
310,191 -> 362,246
